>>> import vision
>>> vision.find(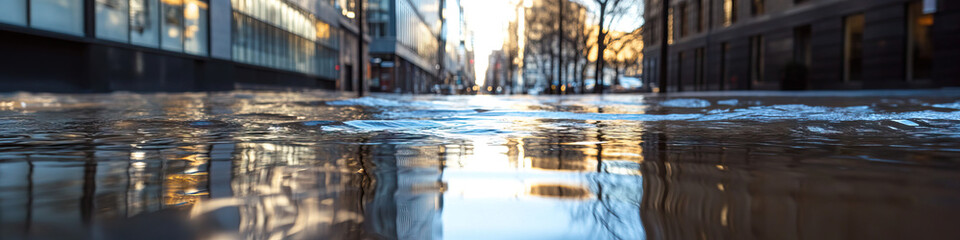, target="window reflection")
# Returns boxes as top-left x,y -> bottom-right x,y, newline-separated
367,0 -> 391,37
230,0 -> 339,78
31,0 -> 85,36
0,0 -> 28,26
184,0 -> 208,55
843,13 -> 864,82
161,0 -> 185,52
90,0 -> 205,55
723,0 -> 737,27
667,8 -> 674,44
131,0 -> 161,47
395,1 -> 440,66
908,1 -> 934,81
97,0 -> 130,42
